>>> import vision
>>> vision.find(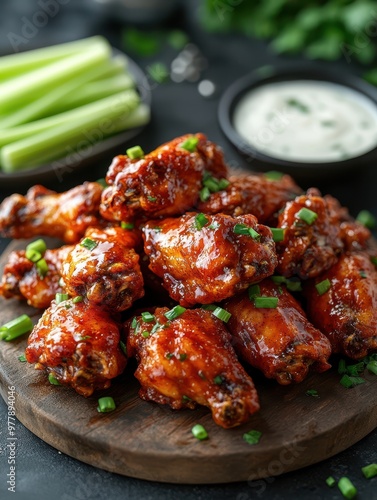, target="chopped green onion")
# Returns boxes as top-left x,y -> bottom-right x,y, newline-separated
338,359 -> 347,375
346,362 -> 364,376
296,207 -> 318,225
326,476 -> 336,488
306,389 -> 319,397
131,317 -> 138,329
340,374 -> 365,388
119,340 -> 127,356
214,375 -> 223,385
218,178 -> 230,190
80,237 -> 98,251
366,360 -> 377,375
141,311 -> 155,323
180,136 -> 199,152
212,307 -> 231,323
72,296 -> 83,304
153,227 -> 162,232
270,228 -> 285,242
243,430 -> 262,445
248,284 -> 261,301
248,227 -> 260,240
201,304 -> 217,311
0,314 -> 33,341
361,463 -> 377,479
371,256 -> 377,267
97,396 -> 116,413
126,145 -> 144,159
264,171 -> 283,181
271,276 -> 285,285
164,305 -> 186,321
142,331 -> 150,338
48,373 -> 61,386
191,424 -> 208,440
233,223 -> 250,235
182,395 -> 192,402
121,221 -> 134,230
26,238 -> 47,256
208,221 -> 220,230
18,354 -> 27,362
286,279 -> 302,292
199,186 -> 211,202
359,270 -> 367,278
338,477 -> 357,499
166,352 -> 174,360
147,196 -> 157,202
254,297 -> 279,309
96,178 -> 108,188
25,249 -> 42,263
55,293 -> 69,304
315,279 -> 331,296
36,258 -> 49,278
203,176 -> 220,192
356,209 -> 376,229
194,212 -> 209,230
179,353 -> 187,361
